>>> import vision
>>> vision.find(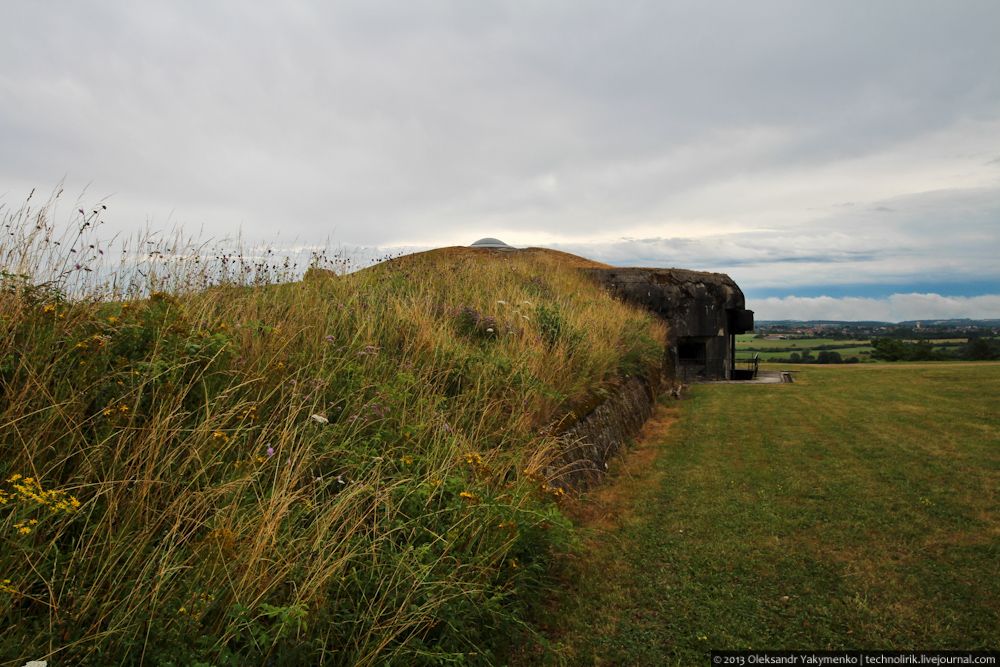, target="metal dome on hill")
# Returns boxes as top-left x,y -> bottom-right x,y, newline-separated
470,237 -> 514,249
